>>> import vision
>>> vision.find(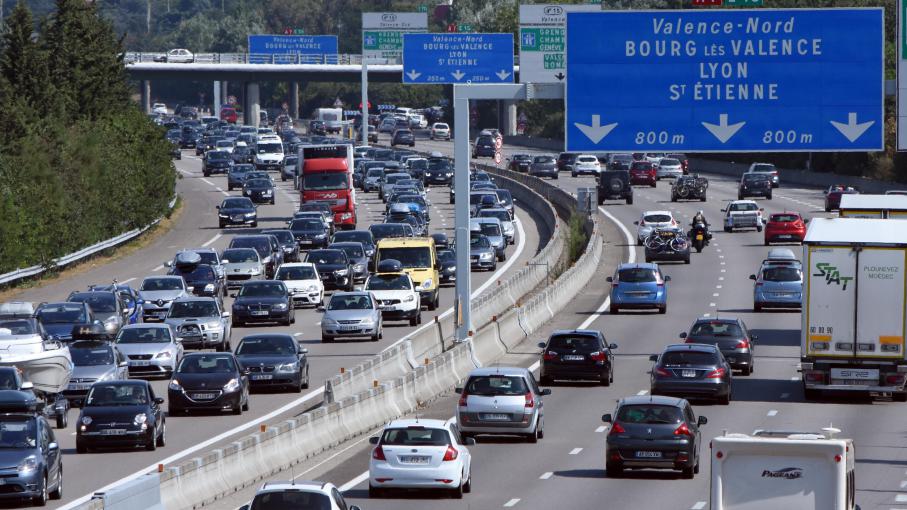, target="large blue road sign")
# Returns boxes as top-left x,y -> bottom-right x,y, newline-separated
566,9 -> 883,152
402,33 -> 514,84
248,35 -> 339,64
